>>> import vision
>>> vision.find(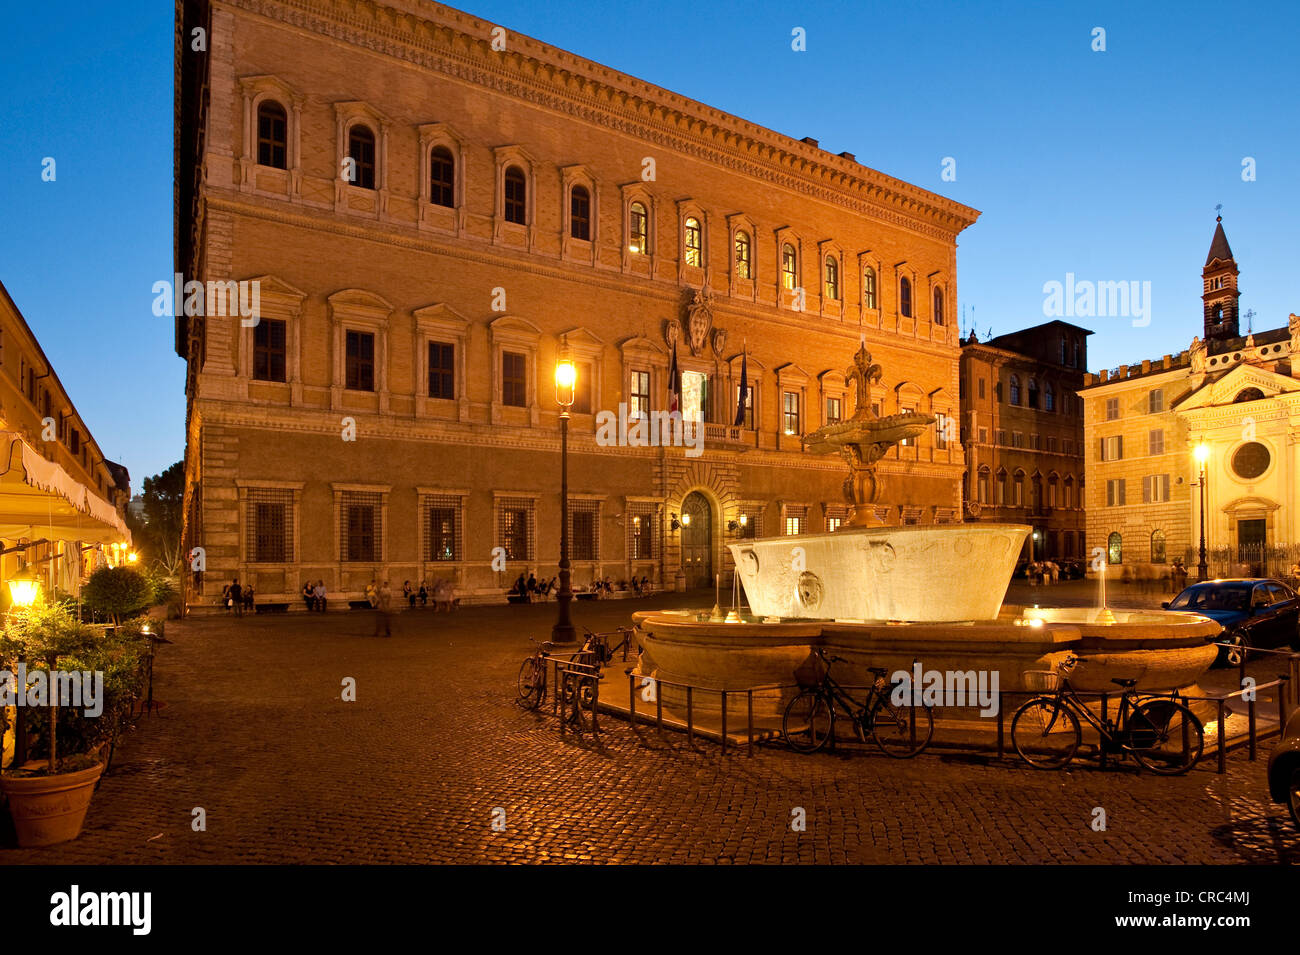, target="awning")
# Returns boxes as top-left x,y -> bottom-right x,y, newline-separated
0,431 -> 131,545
